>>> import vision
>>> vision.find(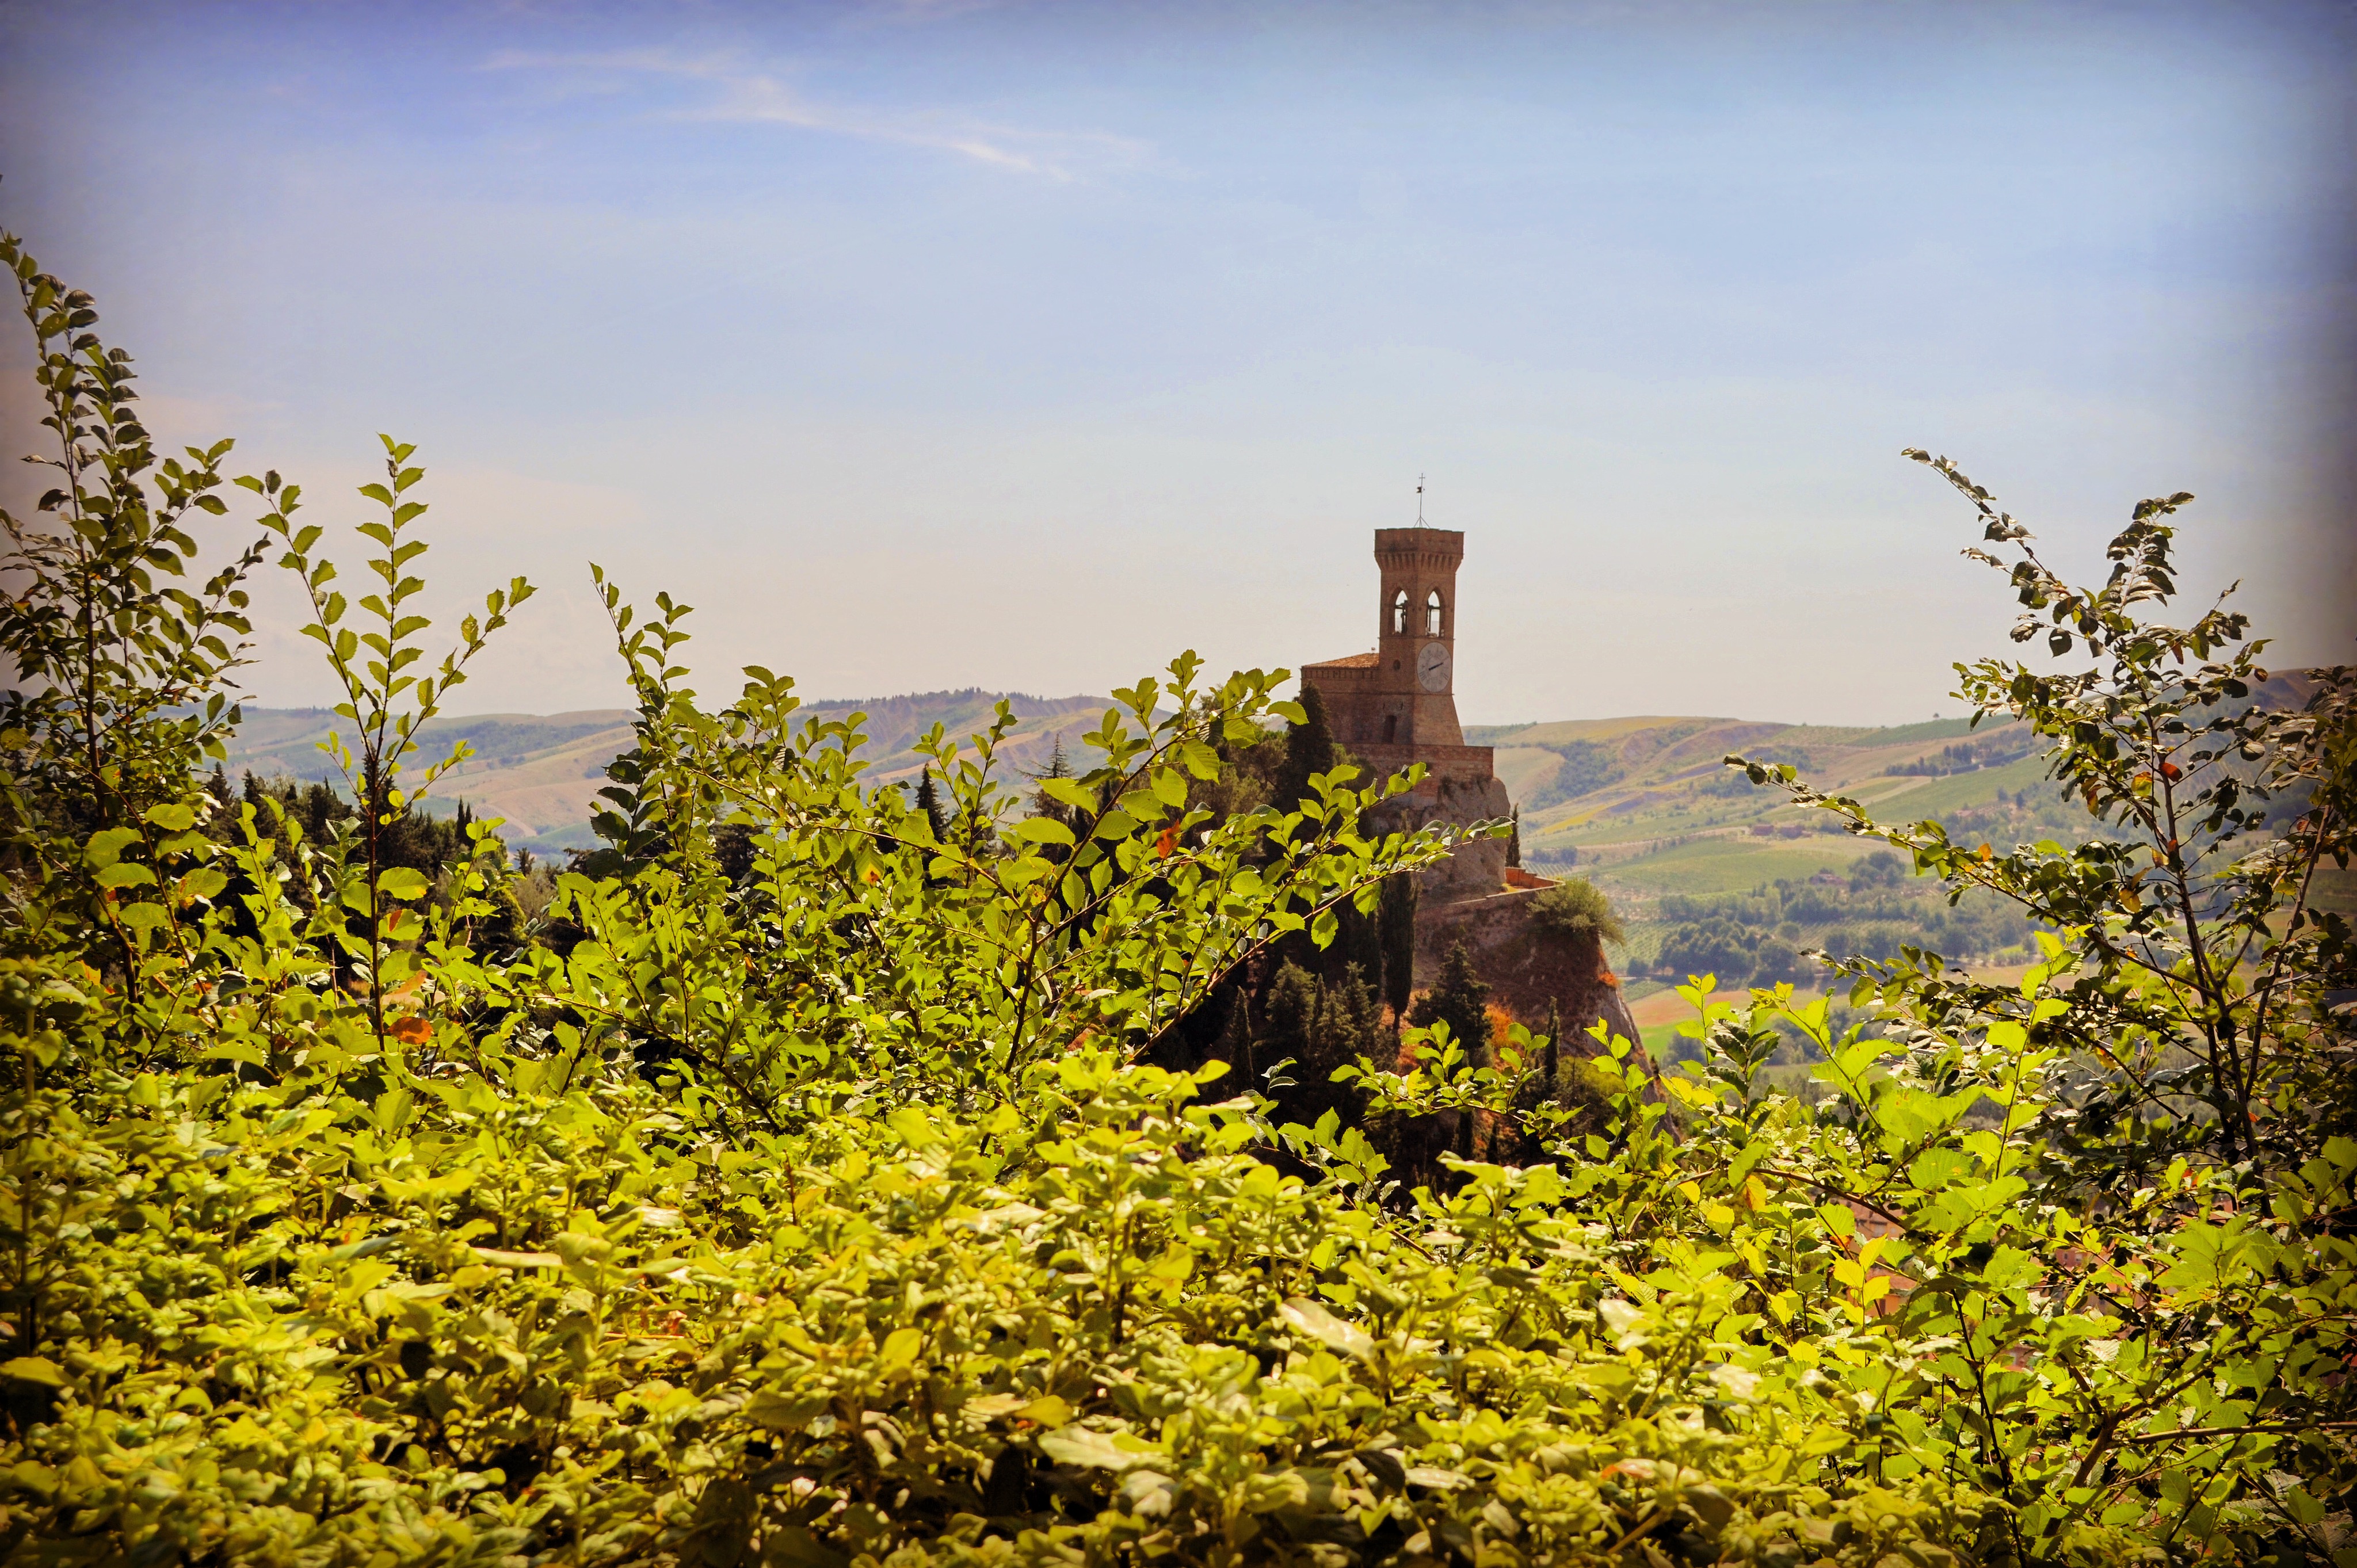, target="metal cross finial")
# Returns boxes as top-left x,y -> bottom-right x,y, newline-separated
1416,472 -> 1425,524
